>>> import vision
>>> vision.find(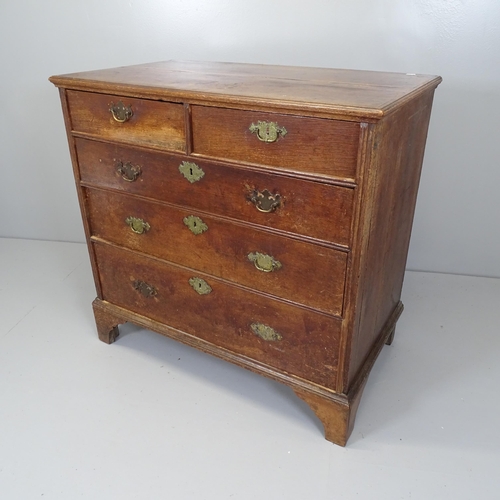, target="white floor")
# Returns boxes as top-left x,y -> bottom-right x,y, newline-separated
1,237 -> 499,499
